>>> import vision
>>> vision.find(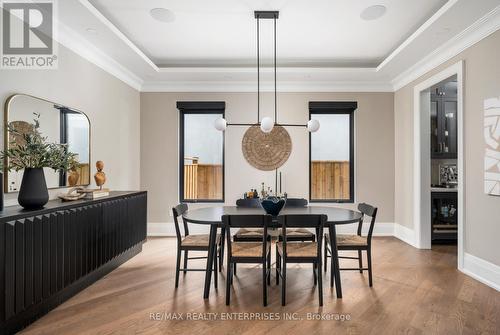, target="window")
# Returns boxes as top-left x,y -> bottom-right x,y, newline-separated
309,102 -> 356,202
58,107 -> 90,187
178,102 -> 225,202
